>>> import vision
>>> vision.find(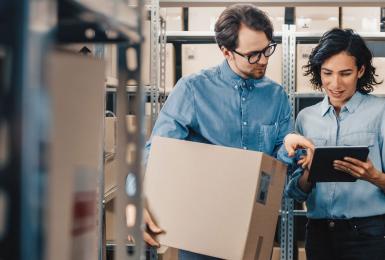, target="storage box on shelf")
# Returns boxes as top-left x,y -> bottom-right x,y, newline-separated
342,7 -> 381,33
296,44 -> 317,93
372,57 -> 385,95
182,43 -> 282,84
46,50 -> 105,260
296,7 -> 339,33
